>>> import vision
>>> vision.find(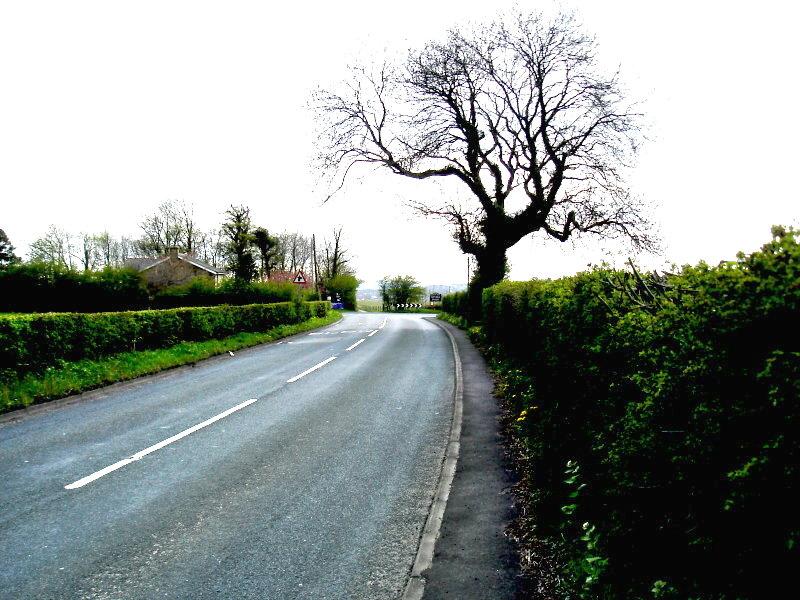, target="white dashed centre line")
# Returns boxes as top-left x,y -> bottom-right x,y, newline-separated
368,329 -> 379,337
286,356 -> 337,383
345,339 -> 366,351
379,317 -> 388,329
64,397 -> 259,490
